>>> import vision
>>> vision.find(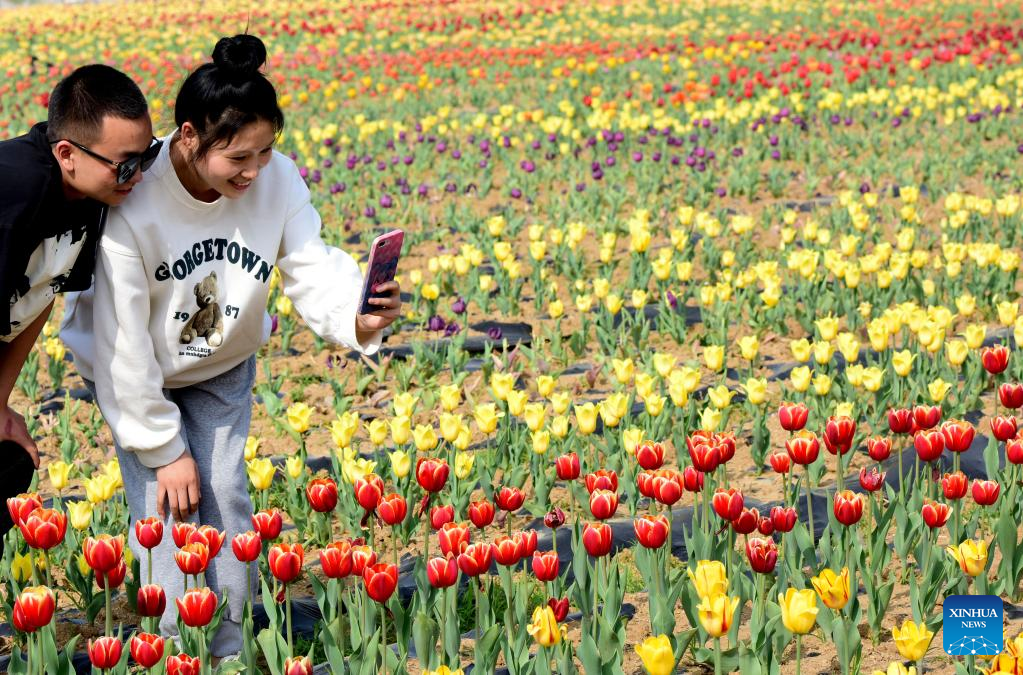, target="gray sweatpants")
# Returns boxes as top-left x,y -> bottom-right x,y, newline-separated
86,355 -> 256,657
